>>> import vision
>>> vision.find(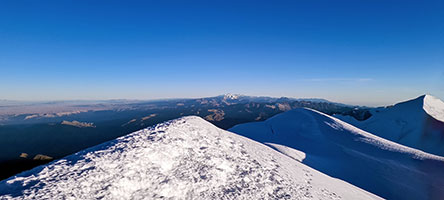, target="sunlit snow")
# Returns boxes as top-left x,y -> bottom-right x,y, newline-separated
0,116 -> 380,200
